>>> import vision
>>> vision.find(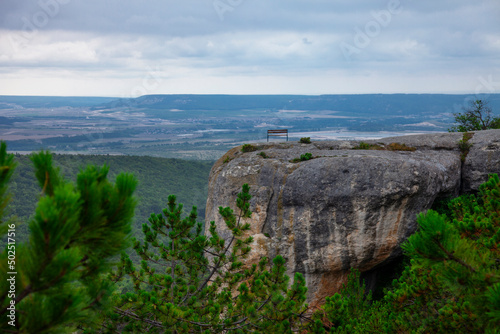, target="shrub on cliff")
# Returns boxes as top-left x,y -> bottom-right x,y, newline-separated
449,99 -> 500,132
241,144 -> 258,153
0,142 -> 137,333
